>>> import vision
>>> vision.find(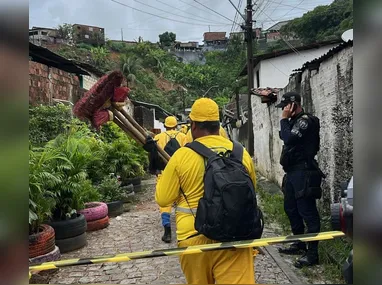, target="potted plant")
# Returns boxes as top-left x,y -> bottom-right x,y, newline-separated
29,149 -> 61,264
97,176 -> 126,217
44,131 -> 100,253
